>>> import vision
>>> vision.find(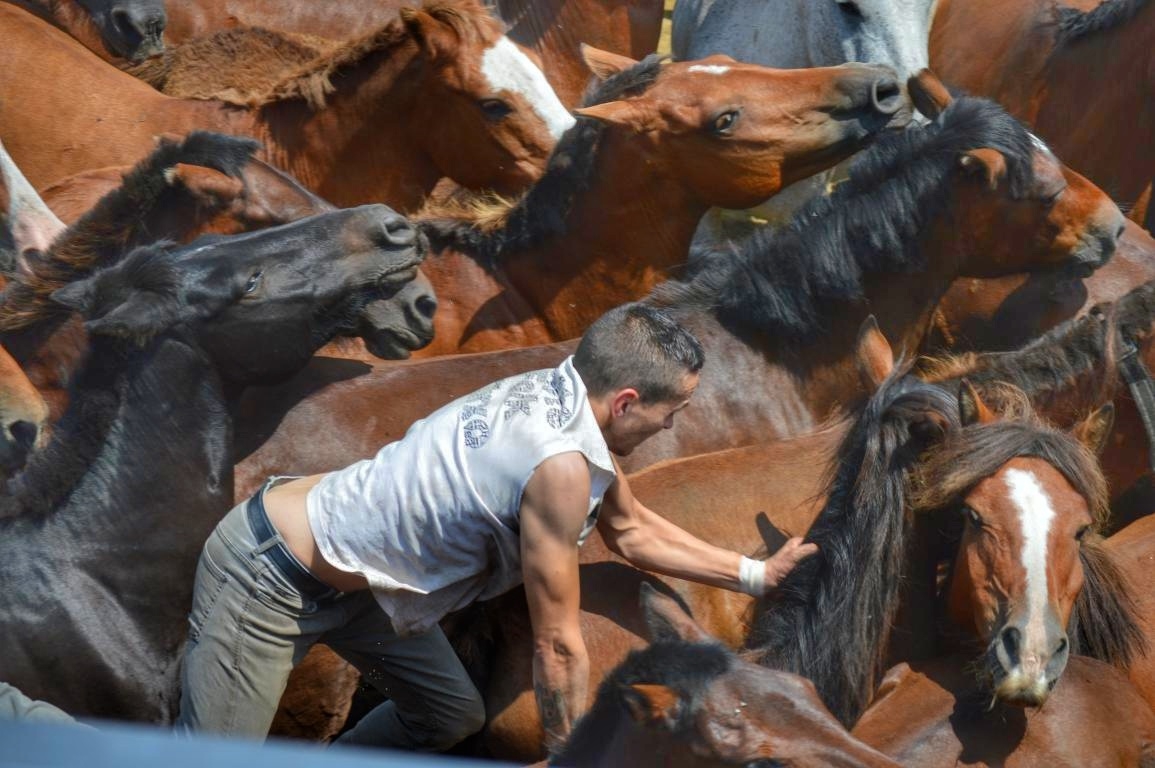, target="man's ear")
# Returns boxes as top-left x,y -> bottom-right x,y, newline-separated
612,387 -> 640,416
